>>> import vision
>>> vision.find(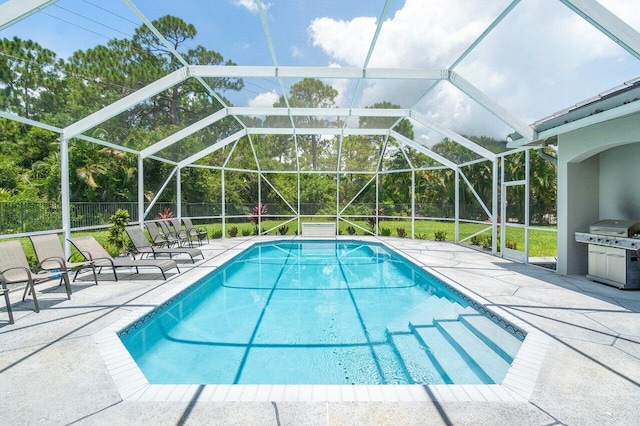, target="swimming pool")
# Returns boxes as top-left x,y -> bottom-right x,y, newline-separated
119,240 -> 524,385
